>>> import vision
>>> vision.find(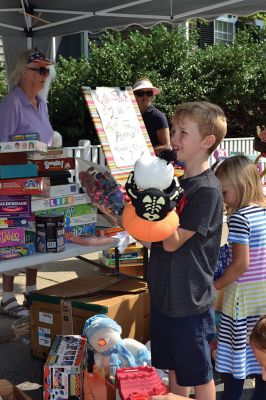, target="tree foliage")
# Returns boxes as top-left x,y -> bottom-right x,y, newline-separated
0,25 -> 265,145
